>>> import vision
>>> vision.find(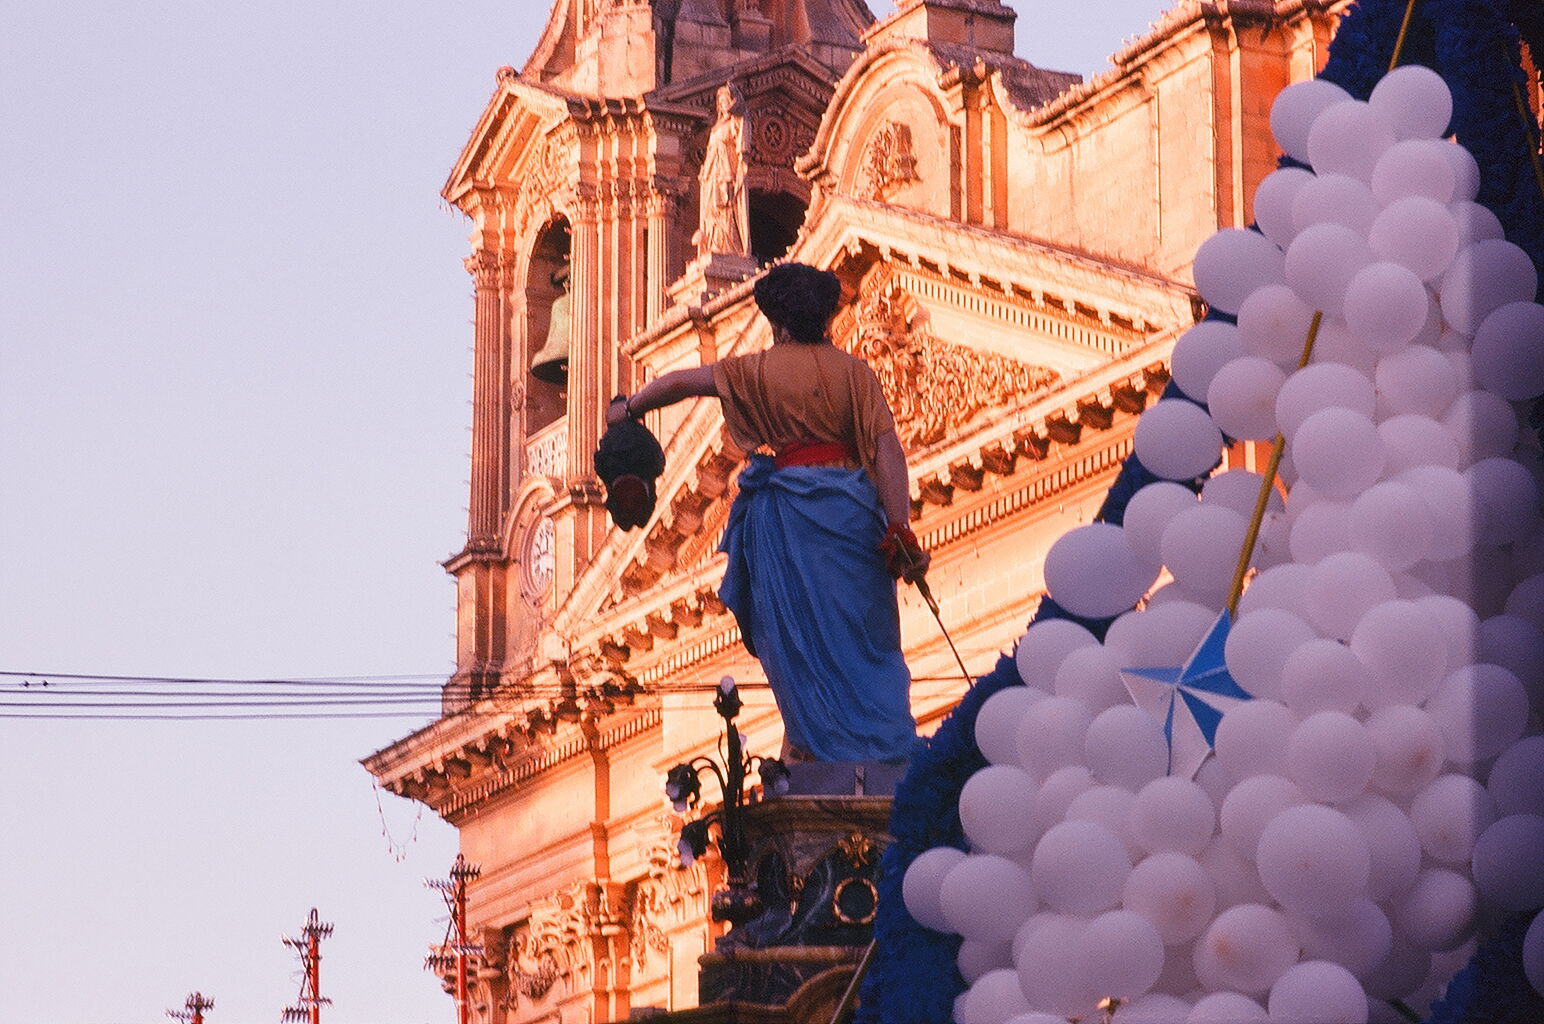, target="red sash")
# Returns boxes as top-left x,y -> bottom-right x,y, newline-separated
773,440 -> 857,469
